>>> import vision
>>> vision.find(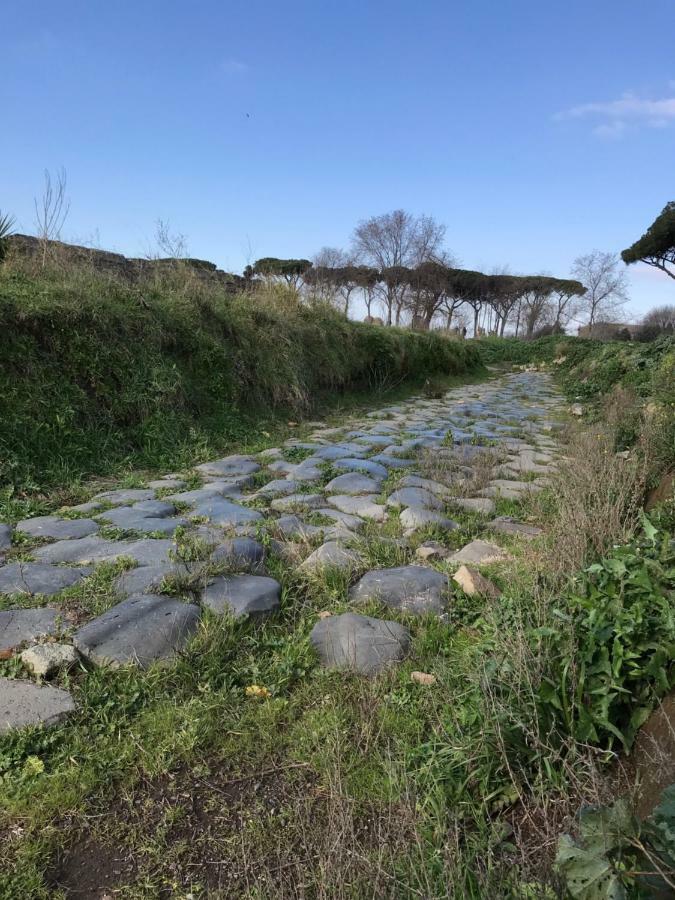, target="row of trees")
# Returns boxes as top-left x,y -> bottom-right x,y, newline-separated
247,210 -> 631,337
